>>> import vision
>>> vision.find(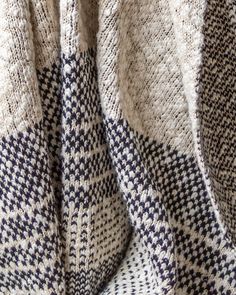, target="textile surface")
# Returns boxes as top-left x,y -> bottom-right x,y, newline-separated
0,1 -> 235,294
